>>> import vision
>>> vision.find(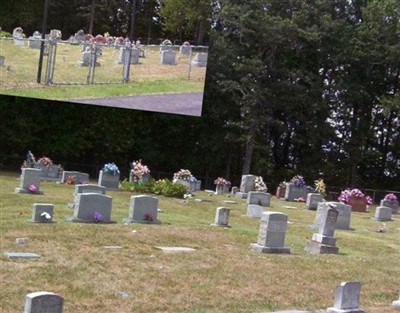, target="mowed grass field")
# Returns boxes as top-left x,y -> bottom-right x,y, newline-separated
0,171 -> 399,313
0,39 -> 206,100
